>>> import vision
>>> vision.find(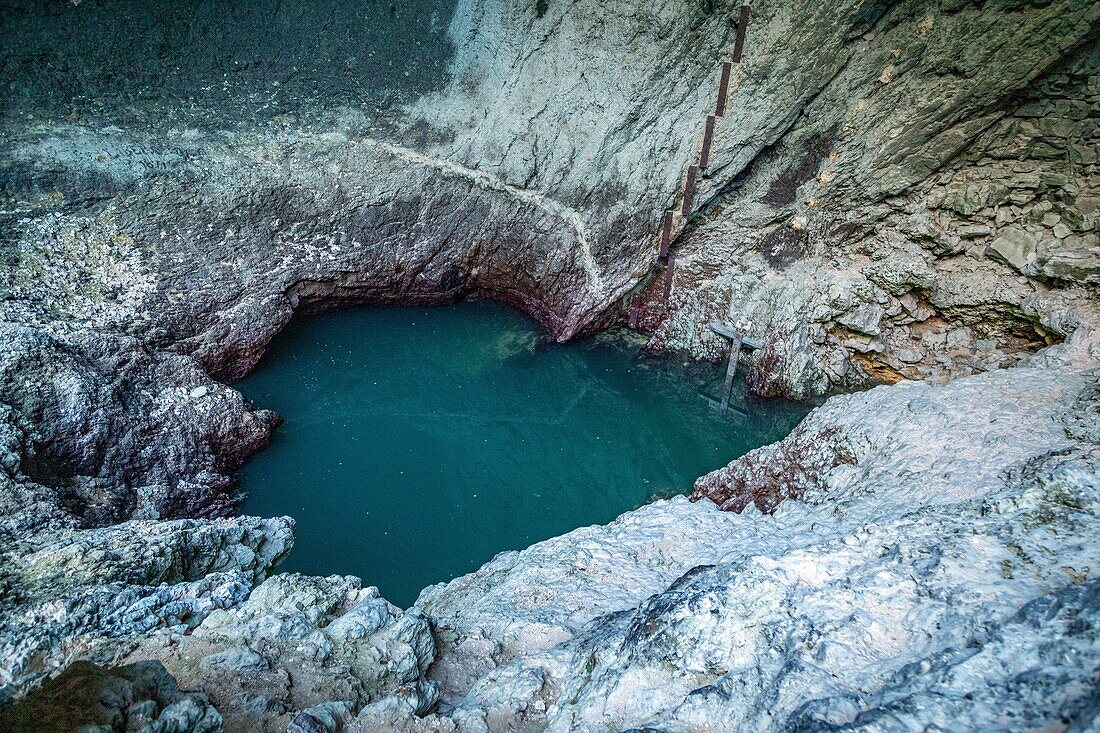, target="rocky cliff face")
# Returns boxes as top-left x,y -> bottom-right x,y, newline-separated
652,1 -> 1099,397
3,1 -> 1096,388
0,0 -> 1098,731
